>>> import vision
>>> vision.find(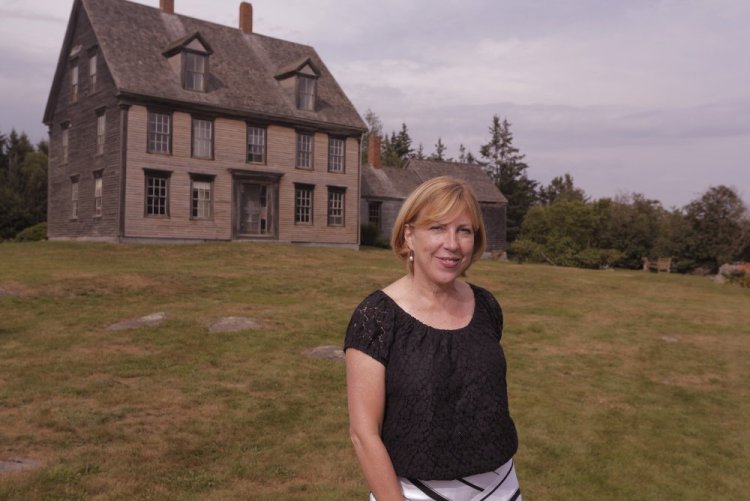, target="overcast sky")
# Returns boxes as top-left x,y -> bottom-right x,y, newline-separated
1,0 -> 748,208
